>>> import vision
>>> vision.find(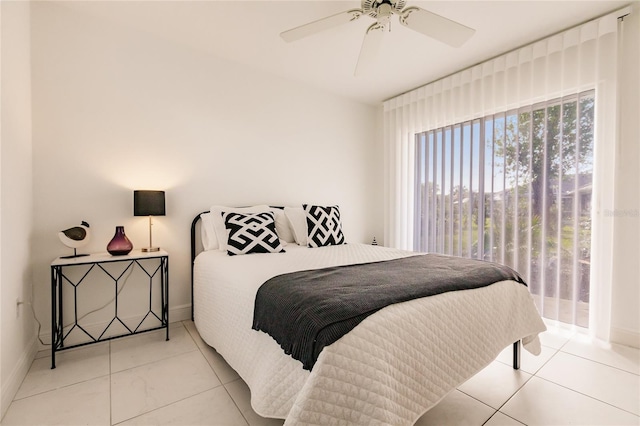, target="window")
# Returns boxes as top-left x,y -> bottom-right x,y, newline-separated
414,90 -> 595,327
